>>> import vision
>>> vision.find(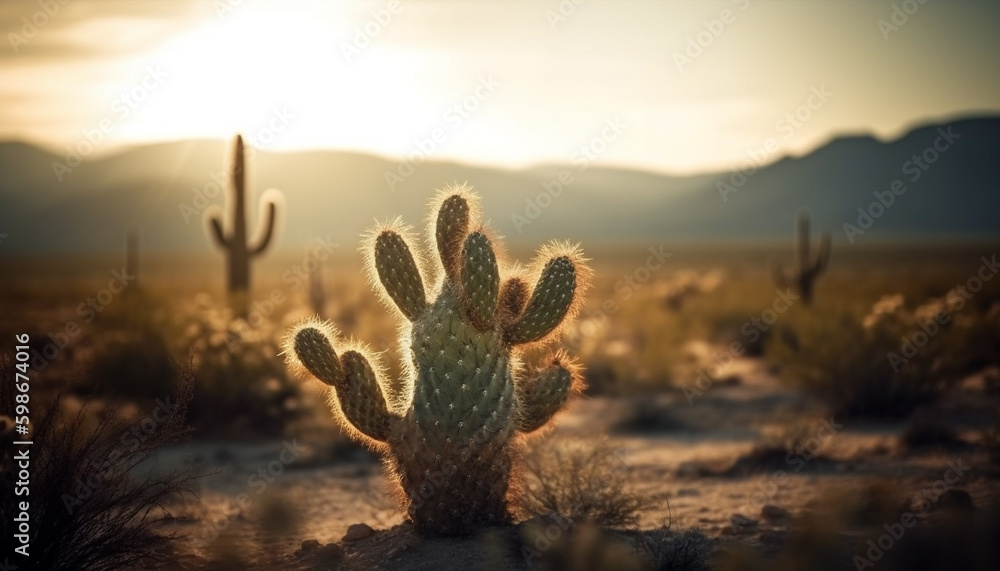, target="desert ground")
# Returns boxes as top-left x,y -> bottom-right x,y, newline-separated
2,243 -> 999,570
